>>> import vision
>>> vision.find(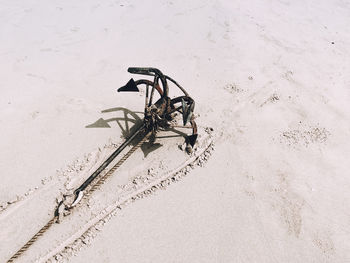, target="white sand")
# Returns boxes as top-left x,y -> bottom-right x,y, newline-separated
1,0 -> 350,262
